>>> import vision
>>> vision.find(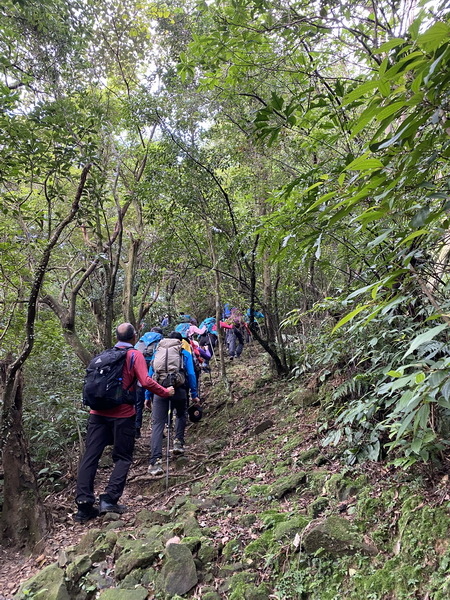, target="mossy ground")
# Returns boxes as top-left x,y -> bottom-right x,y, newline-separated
10,348 -> 450,599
